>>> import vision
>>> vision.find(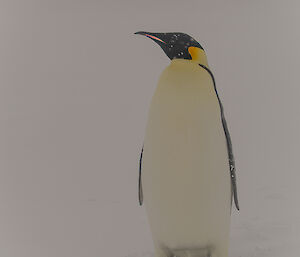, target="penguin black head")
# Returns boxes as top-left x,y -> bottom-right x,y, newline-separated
135,31 -> 204,61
